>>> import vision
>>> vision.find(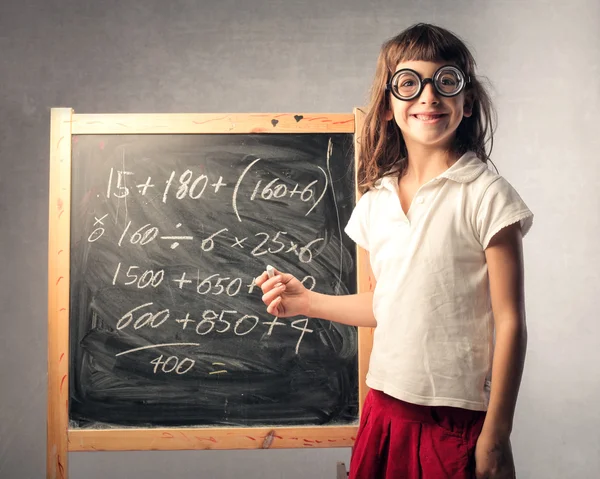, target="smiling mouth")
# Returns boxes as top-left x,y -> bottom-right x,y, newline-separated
412,114 -> 447,121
